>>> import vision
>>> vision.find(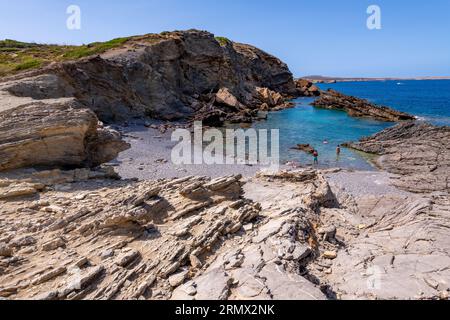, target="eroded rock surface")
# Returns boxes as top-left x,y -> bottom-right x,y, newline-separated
345,122 -> 450,193
1,30 -> 300,126
0,99 -> 129,171
321,172 -> 450,300
0,168 -> 448,300
0,172 -> 256,299
0,169 -> 339,300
